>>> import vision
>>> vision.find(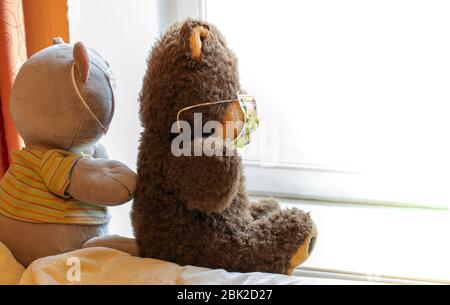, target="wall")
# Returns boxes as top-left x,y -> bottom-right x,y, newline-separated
68,0 -> 161,236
